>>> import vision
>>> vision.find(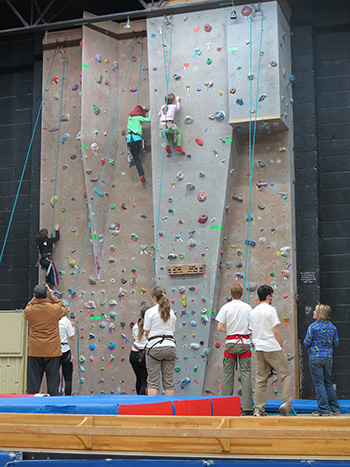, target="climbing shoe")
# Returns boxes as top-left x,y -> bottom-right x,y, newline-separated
279,402 -> 291,416
165,145 -> 172,154
176,146 -> 186,155
140,176 -> 145,182
253,409 -> 267,417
